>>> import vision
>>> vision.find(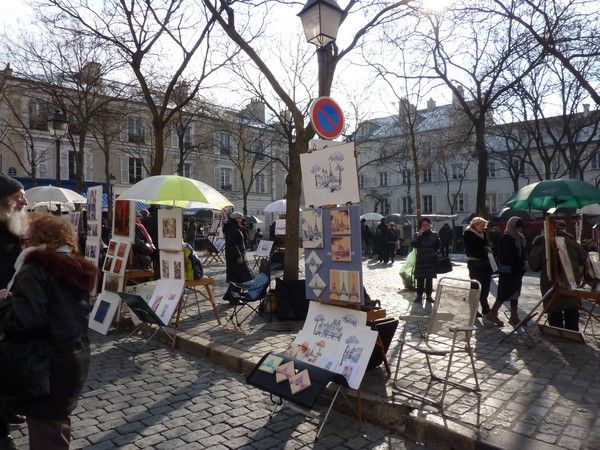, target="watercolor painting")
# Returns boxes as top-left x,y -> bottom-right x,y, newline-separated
113,200 -> 131,237
289,370 -> 311,395
158,208 -> 183,250
301,209 -> 323,248
305,251 -> 323,275
331,236 -> 351,262
107,240 -> 116,256
330,208 -> 350,235
275,361 -> 295,383
258,355 -> 284,374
